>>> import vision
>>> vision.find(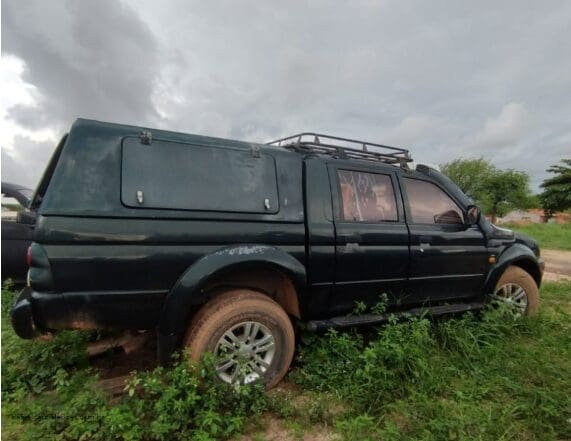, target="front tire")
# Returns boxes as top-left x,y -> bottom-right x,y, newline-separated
184,289 -> 295,389
492,266 -> 539,316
